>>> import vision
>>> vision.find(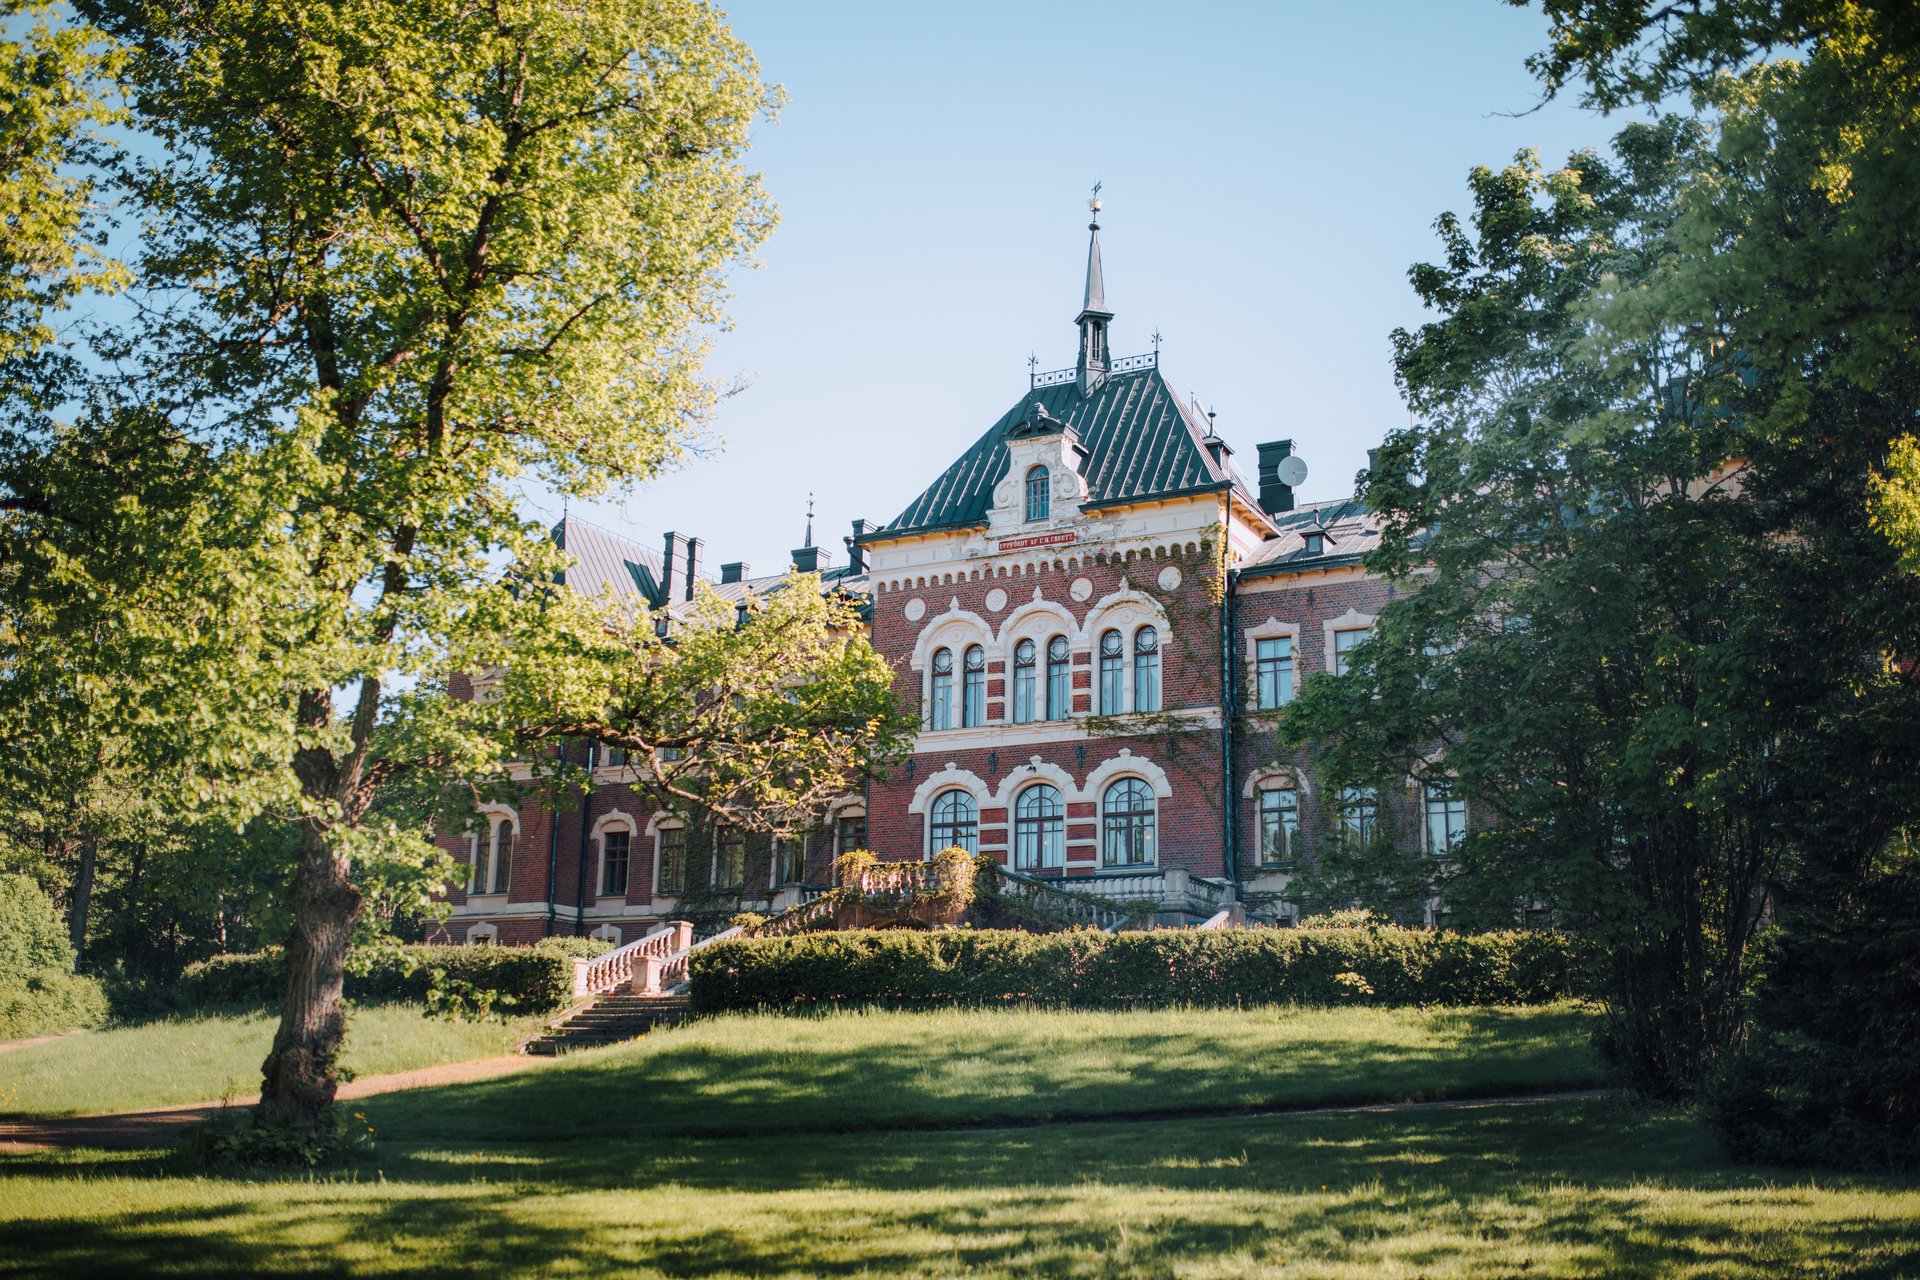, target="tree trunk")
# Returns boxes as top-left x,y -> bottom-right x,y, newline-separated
257,821 -> 362,1131
68,832 -> 96,960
